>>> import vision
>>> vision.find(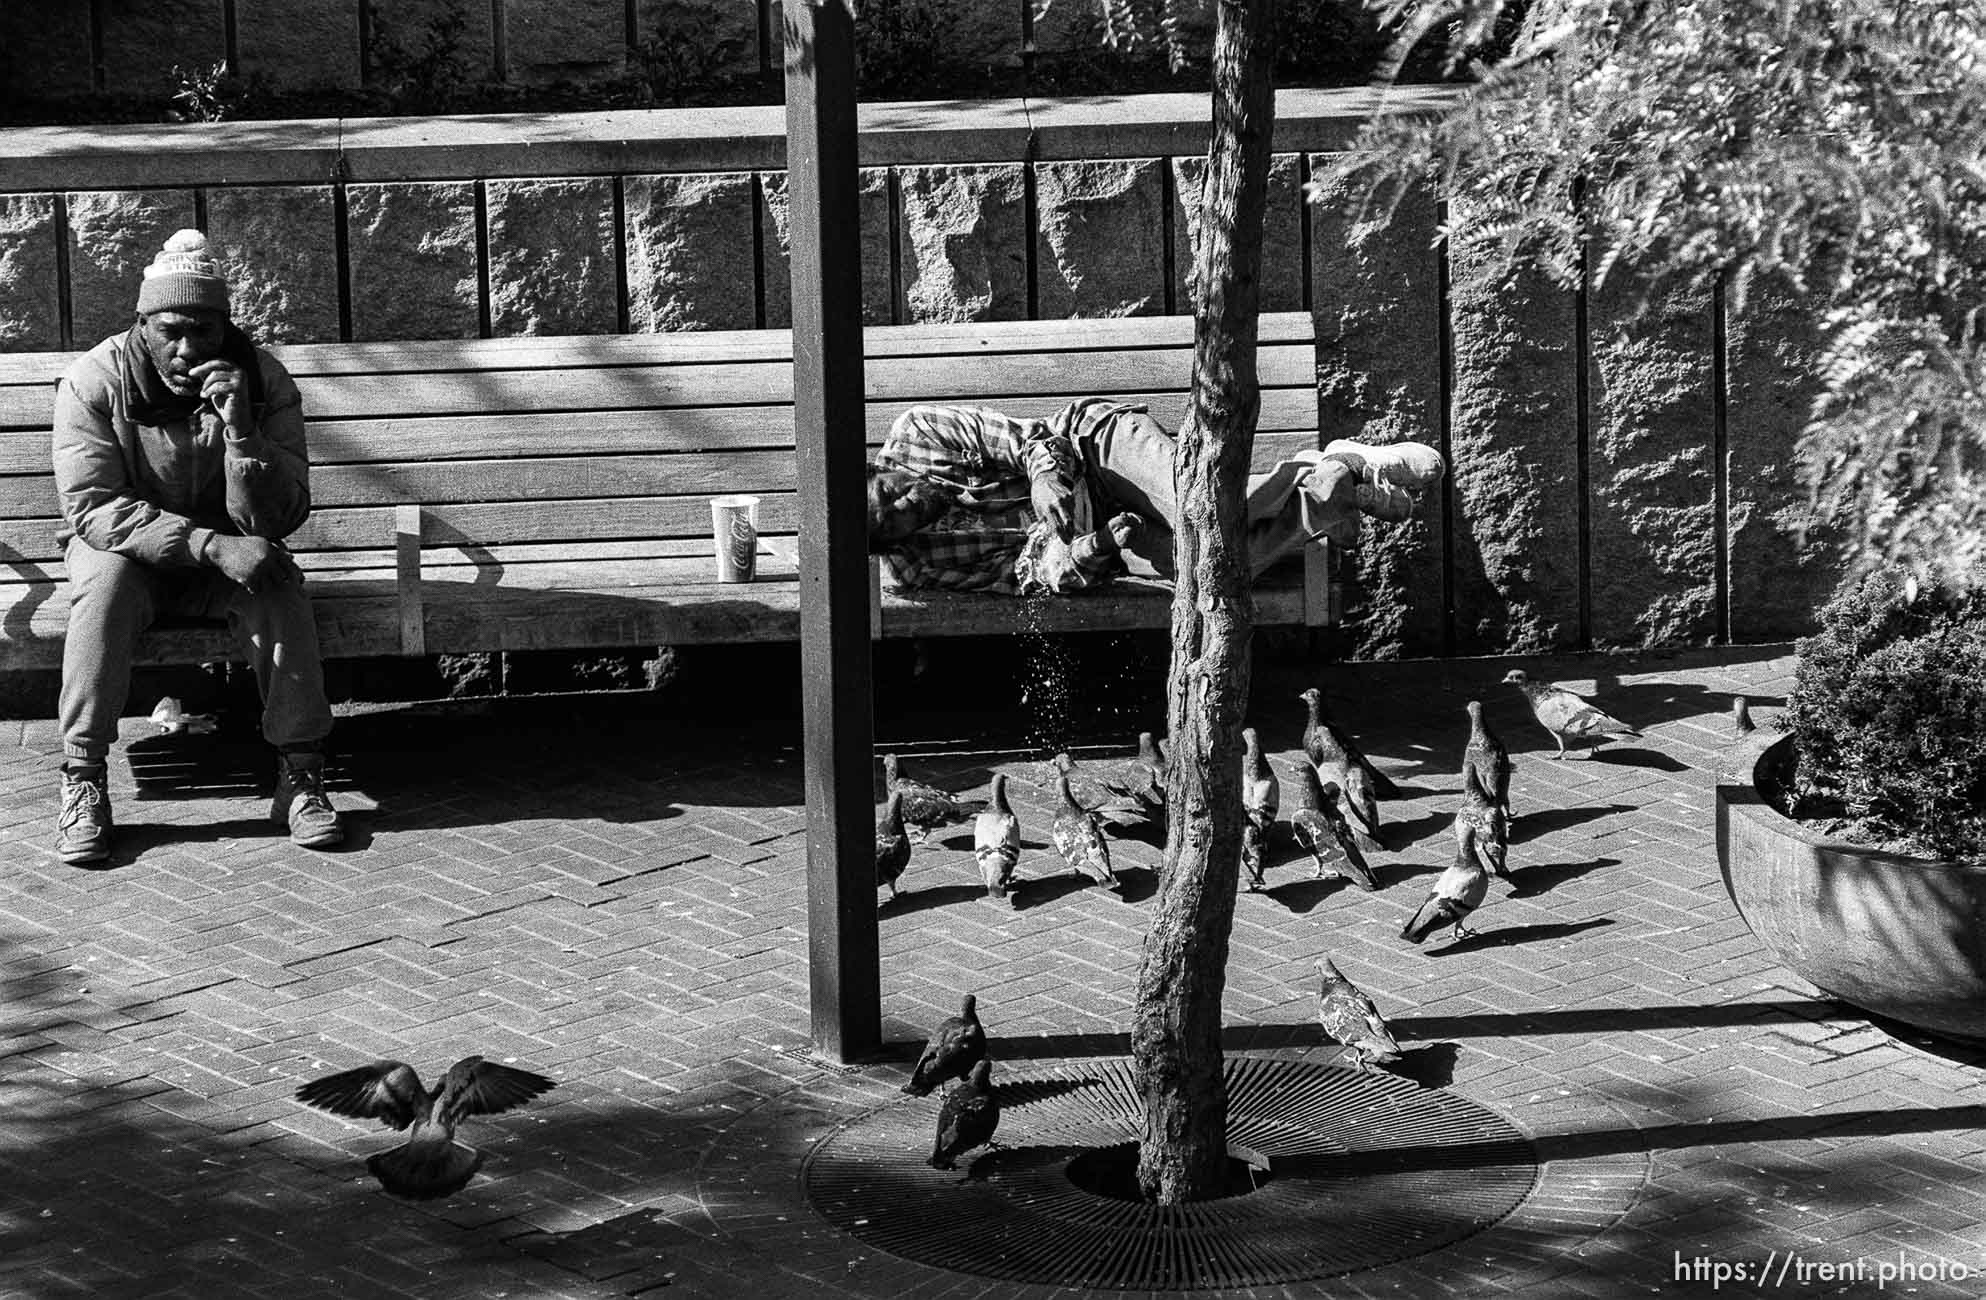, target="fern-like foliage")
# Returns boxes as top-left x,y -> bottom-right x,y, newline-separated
1078,0 -> 1212,69
1335,0 -> 1986,592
